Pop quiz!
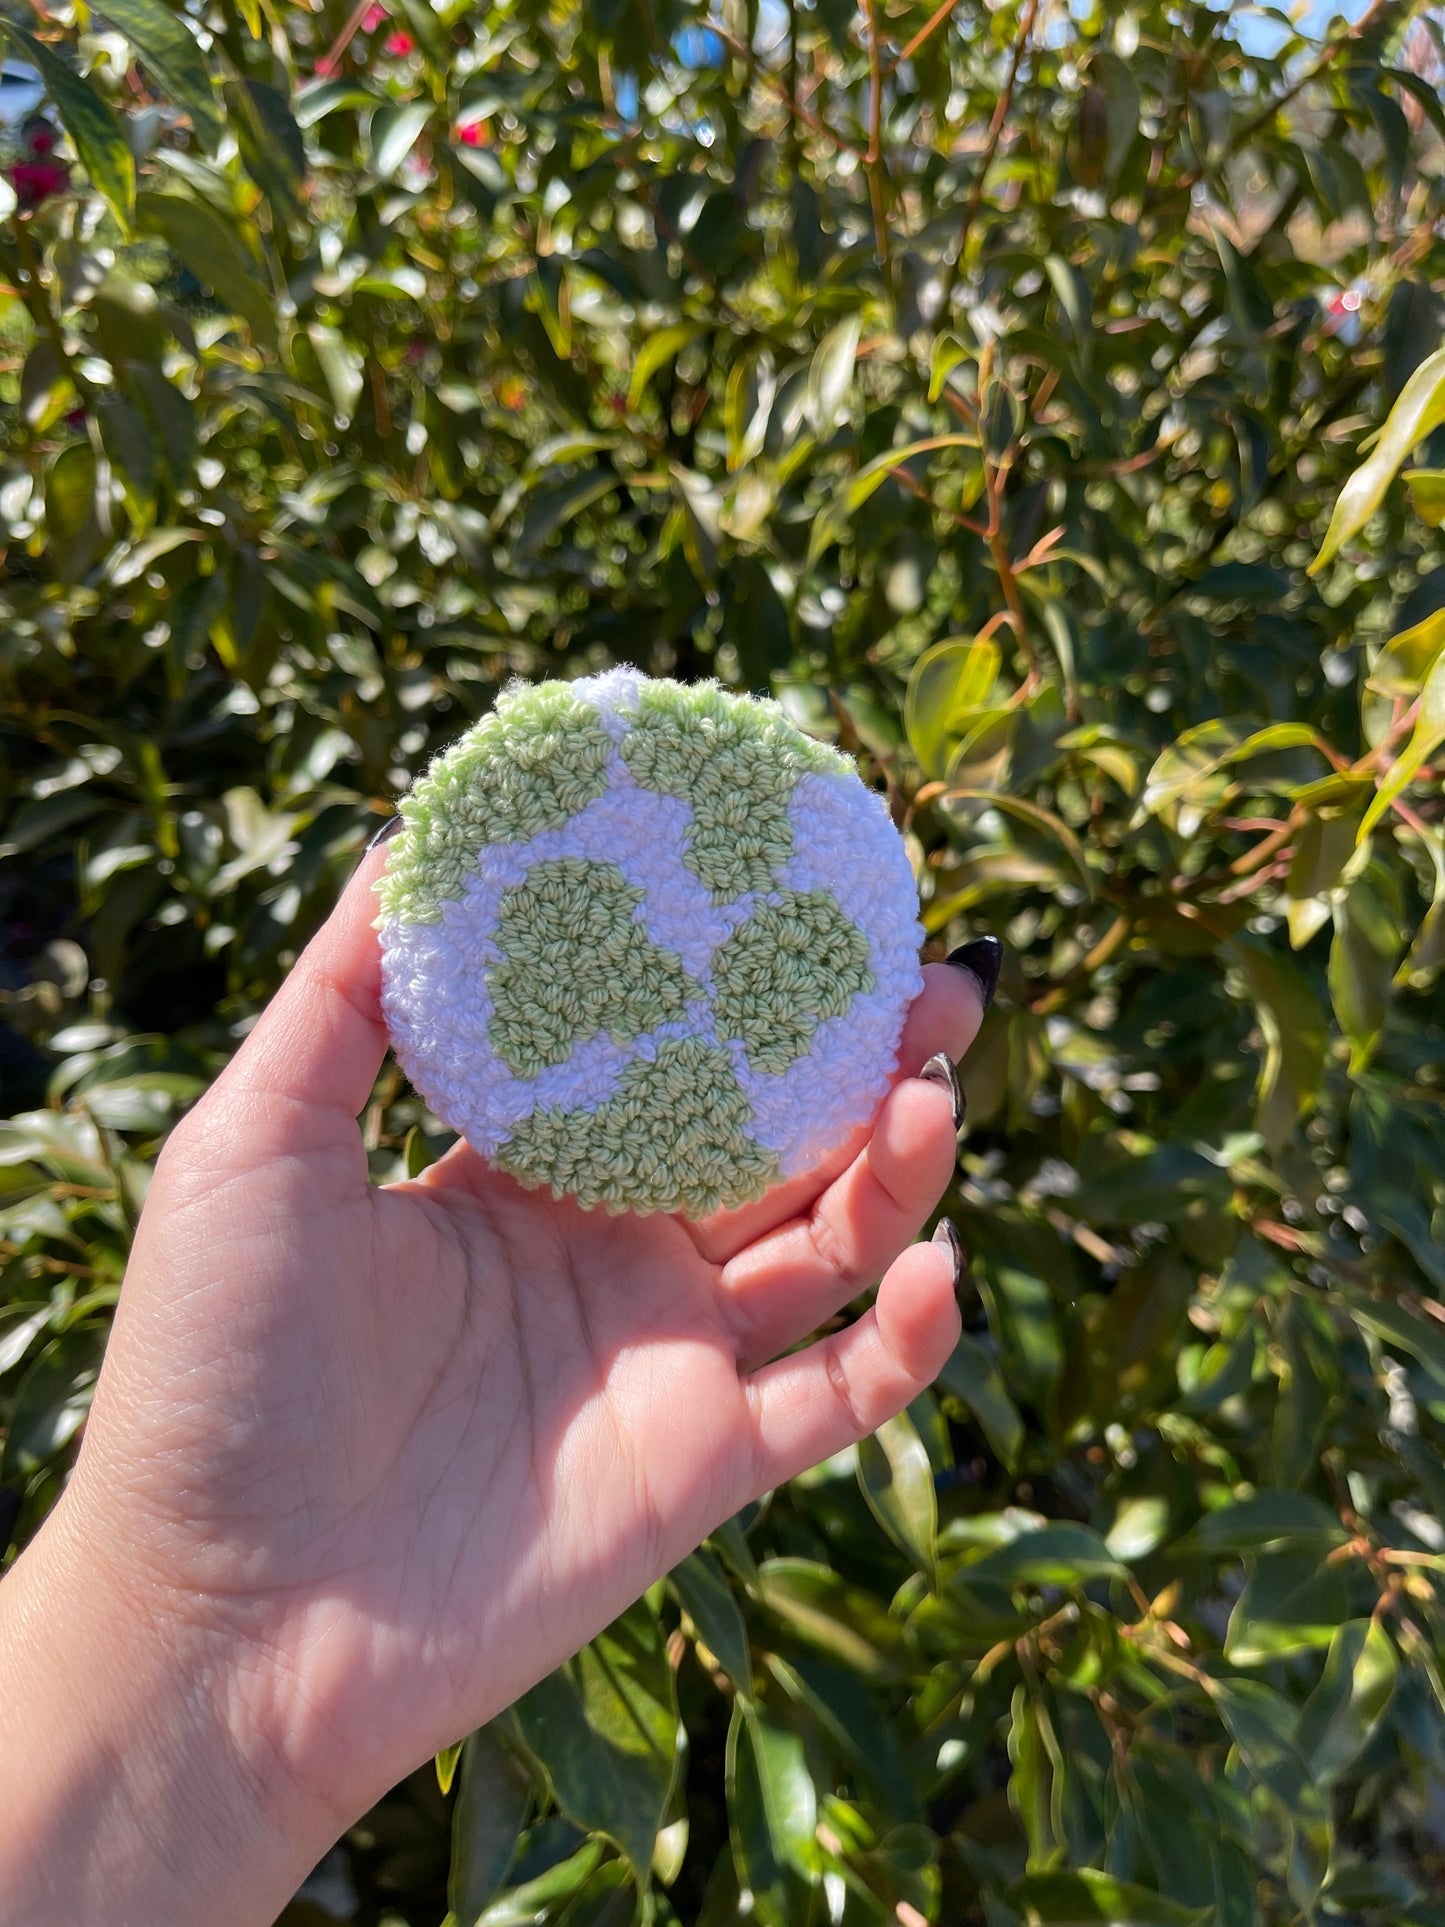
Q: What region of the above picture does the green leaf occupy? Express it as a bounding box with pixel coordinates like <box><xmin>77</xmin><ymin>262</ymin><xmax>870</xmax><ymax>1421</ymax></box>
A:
<box><xmin>1285</xmin><ymin>805</ymin><xmax>1361</xmax><ymax>948</ymax></box>
<box><xmin>928</xmin><ymin>332</ymin><xmax>970</xmax><ymax>403</ymax></box>
<box><xmin>1</xmin><ymin>21</ymin><xmax>134</xmax><ymax>227</ymax></box>
<box><xmin>978</xmin><ymin>1259</ymin><xmax>1064</xmax><ymax>1409</ymax></box>
<box><xmin>1207</xmin><ymin>1679</ymin><xmax>1328</xmax><ymax>1842</ymax></box>
<box><xmin>476</xmin><ymin>1838</ymin><xmax>606</xmax><ymax>1925</ymax></box>
<box><xmin>904</xmin><ymin>638</ymin><xmax>1001</xmax><ymax>779</ymax></box>
<box><xmin>1177</xmin><ymin>1491</ymin><xmax>1348</xmax><ymax>1557</ymax></box>
<box><xmin>1328</xmin><ymin>873</ymin><xmax>1400</xmax><ymax>1072</ymax></box>
<box><xmin>943</xmin><ymin>788</ymin><xmax>1094</xmax><ymax>897</ymax></box>
<box><xmin>671</xmin><ymin>465</ymin><xmax>722</xmax><ymax>583</ymax></box>
<box><xmin>1403</xmin><ymin>467</ymin><xmax>1445</xmax><ymax>526</ymax></box>
<box><xmin>1226</xmin><ymin>940</ymin><xmax>1328</xmax><ymax>1152</ymax></box>
<box><xmin>2</xmin><ymin>1328</ymin><xmax>105</xmax><ymax>1479</ymax></box>
<box><xmin>725</xmin><ymin>1701</ymin><xmax>817</xmax><ymax>1927</ymax></box>
<box><xmin>0</xmin><ymin>1302</ymin><xmax>54</xmax><ymax>1377</ymax></box>
<box><xmin>1348</xmin><ymin>1295</ymin><xmax>1445</xmax><ymax>1388</ymax></box>
<box><xmin>369</xmin><ymin>101</ymin><xmax>433</xmax><ymax>179</ymax></box>
<box><xmin>1362</xmin><ymin>607</ymin><xmax>1445</xmax><ymax>746</ymax></box>
<box><xmin>961</xmin><ymin>1523</ymin><xmax>1126</xmax><ymax>1589</ymax></box>
<box><xmin>136</xmin><ymin>193</ymin><xmax>277</xmax><ymax>351</ymax></box>
<box><xmin>306</xmin><ymin>323</ymin><xmax>365</xmax><ymax>427</ymax></box>
<box><xmin>857</xmin><ymin>1410</ymin><xmax>938</xmax><ymax>1579</ymax></box>
<box><xmin>627</xmin><ymin>324</ymin><xmax>702</xmax><ymax>415</ymax></box>
<box><xmin>512</xmin><ymin>1599</ymin><xmax>678</xmax><ymax>1880</ymax></box>
<box><xmin>1295</xmin><ymin>1619</ymin><xmax>1397</xmax><ymax>1784</ymax></box>
<box><xmin>44</xmin><ymin>441</ymin><xmax>105</xmax><ymax>588</ymax></box>
<box><xmin>1010</xmin><ymin>1869</ymin><xmax>1210</xmax><ymax>1924</ymax></box>
<box><xmin>293</xmin><ymin>76</ymin><xmax>381</xmax><ymax>126</ymax></box>
<box><xmin>1398</xmin><ymin>830</ymin><xmax>1445</xmax><ymax>986</ymax></box>
<box><xmin>436</xmin><ymin>1737</ymin><xmax>465</xmax><ymax>1795</ymax></box>
<box><xmin>1224</xmin><ymin>1549</ymin><xmax>1348</xmax><ymax>1664</ymax></box>
<box><xmin>755</xmin><ymin>1559</ymin><xmax>909</xmax><ymax>1681</ymax></box>
<box><xmin>1222</xmin><ymin>1748</ymin><xmax>1329</xmax><ymax>1912</ymax></box>
<box><xmin>807</xmin><ymin>435</ymin><xmax>979</xmax><ymax>562</ymax></box>
<box><xmin>937</xmin><ymin>1333</ymin><xmax>1024</xmax><ymax>1468</ymax></box>
<box><xmin>670</xmin><ymin>1549</ymin><xmax>752</xmax><ymax>1695</ymax></box>
<box><xmin>1044</xmin><ymin>254</ymin><xmax>1092</xmax><ymax>346</ymax></box>
<box><xmin>1140</xmin><ymin>720</ymin><xmax>1325</xmax><ymax>821</ymax></box>
<box><xmin>723</xmin><ymin>352</ymin><xmax>775</xmax><ymax>471</ymax></box>
<box><xmin>231</xmin><ymin>77</ymin><xmax>307</xmax><ymax>221</ymax></box>
<box><xmin>1269</xmin><ymin>1295</ymin><xmax>1334</xmax><ymax>1489</ymax></box>
<box><xmin>1008</xmin><ymin>1683</ymin><xmax>1064</xmax><ymax>1867</ymax></box>
<box><xmin>517</xmin><ymin>474</ymin><xmax>619</xmax><ymax>554</ymax></box>
<box><xmin>1312</xmin><ymin>345</ymin><xmax>1445</xmax><ymax>570</ymax></box>
<box><xmin>806</xmin><ymin>314</ymin><xmax>862</xmax><ymax>436</ymax></box>
<box><xmin>90</xmin><ymin>0</ymin><xmax>224</xmax><ymax>152</ymax></box>
<box><xmin>1359</xmin><ymin>647</ymin><xmax>1445</xmax><ymax>839</ymax></box>
<box><xmin>449</xmin><ymin>1726</ymin><xmax>534</xmax><ymax>1924</ymax></box>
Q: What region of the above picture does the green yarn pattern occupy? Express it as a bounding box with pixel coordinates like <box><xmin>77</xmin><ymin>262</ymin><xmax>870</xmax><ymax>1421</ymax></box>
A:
<box><xmin>376</xmin><ymin>683</ymin><xmax>615</xmax><ymax>925</ymax></box>
<box><xmin>620</xmin><ymin>678</ymin><xmax>849</xmax><ymax>900</ymax></box>
<box><xmin>493</xmin><ymin>1034</ymin><xmax>782</xmax><ymax>1217</ymax></box>
<box><xmin>711</xmin><ymin>888</ymin><xmax>875</xmax><ymax>1074</ymax></box>
<box><xmin>487</xmin><ymin>859</ymin><xmax>702</xmax><ymax>1076</ymax></box>
<box><xmin>377</xmin><ymin>672</ymin><xmax>908</xmax><ymax>1217</ymax></box>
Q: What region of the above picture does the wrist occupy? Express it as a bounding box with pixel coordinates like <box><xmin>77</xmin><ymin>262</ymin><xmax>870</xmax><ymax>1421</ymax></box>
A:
<box><xmin>0</xmin><ymin>1490</ymin><xmax>343</xmax><ymax>1927</ymax></box>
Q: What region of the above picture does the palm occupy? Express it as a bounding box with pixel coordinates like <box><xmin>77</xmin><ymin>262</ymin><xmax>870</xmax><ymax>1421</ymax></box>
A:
<box><xmin>73</xmin><ymin>854</ymin><xmax>982</xmax><ymax>1829</ymax></box>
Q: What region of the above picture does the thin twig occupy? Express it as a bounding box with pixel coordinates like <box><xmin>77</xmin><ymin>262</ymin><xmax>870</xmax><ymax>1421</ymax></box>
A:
<box><xmin>892</xmin><ymin>462</ymin><xmax>990</xmax><ymax>539</ymax></box>
<box><xmin>891</xmin><ymin>0</ymin><xmax>964</xmax><ymax>72</ymax></box>
<box><xmin>983</xmin><ymin>452</ymin><xmax>1039</xmax><ymax>676</ymax></box>
<box><xmin>316</xmin><ymin>0</ymin><xmax>374</xmax><ymax>76</ymax></box>
<box><xmin>861</xmin><ymin>0</ymin><xmax>896</xmax><ymax>311</ymax></box>
<box><xmin>943</xmin><ymin>0</ymin><xmax>1041</xmax><ymax>307</ymax></box>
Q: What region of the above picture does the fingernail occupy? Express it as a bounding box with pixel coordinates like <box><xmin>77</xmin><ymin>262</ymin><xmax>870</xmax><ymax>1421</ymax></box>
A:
<box><xmin>918</xmin><ymin>1050</ymin><xmax>966</xmax><ymax>1131</ymax></box>
<box><xmin>931</xmin><ymin>1216</ymin><xmax>964</xmax><ymax>1294</ymax></box>
<box><xmin>365</xmin><ymin>814</ymin><xmax>403</xmax><ymax>854</ymax></box>
<box><xmin>944</xmin><ymin>935</ymin><xmax>1003</xmax><ymax>1011</ymax></box>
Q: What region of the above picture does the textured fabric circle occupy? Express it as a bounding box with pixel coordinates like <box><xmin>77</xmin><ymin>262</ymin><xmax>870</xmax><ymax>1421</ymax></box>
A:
<box><xmin>375</xmin><ymin>670</ymin><xmax>924</xmax><ymax>1218</ymax></box>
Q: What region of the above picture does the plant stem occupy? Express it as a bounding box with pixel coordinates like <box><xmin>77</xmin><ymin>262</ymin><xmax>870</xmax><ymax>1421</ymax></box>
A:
<box><xmin>891</xmin><ymin>0</ymin><xmax>963</xmax><ymax>72</ymax></box>
<box><xmin>860</xmin><ymin>0</ymin><xmax>896</xmax><ymax>316</ymax></box>
<box><xmin>942</xmin><ymin>0</ymin><xmax>1041</xmax><ymax>312</ymax></box>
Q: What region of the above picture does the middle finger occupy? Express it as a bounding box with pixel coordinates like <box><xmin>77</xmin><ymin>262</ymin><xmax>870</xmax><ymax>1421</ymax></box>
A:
<box><xmin>685</xmin><ymin>957</ymin><xmax>985</xmax><ymax>1266</ymax></box>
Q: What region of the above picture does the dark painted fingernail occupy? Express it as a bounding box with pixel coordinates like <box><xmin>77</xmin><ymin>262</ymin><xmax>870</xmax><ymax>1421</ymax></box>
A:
<box><xmin>931</xmin><ymin>1216</ymin><xmax>964</xmax><ymax>1294</ymax></box>
<box><xmin>945</xmin><ymin>935</ymin><xmax>1003</xmax><ymax>1011</ymax></box>
<box><xmin>919</xmin><ymin>1050</ymin><xmax>966</xmax><ymax>1131</ymax></box>
<box><xmin>365</xmin><ymin>814</ymin><xmax>403</xmax><ymax>854</ymax></box>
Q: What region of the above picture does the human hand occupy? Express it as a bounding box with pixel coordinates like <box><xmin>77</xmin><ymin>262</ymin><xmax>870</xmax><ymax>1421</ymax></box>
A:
<box><xmin>0</xmin><ymin>845</ymin><xmax>989</xmax><ymax>1925</ymax></box>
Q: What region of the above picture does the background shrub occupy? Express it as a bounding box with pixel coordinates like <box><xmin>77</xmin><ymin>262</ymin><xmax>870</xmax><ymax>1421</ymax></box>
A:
<box><xmin>4</xmin><ymin>0</ymin><xmax>1445</xmax><ymax>1919</ymax></box>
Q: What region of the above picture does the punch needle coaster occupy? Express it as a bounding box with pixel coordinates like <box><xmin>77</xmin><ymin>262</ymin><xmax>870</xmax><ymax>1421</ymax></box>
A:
<box><xmin>376</xmin><ymin>671</ymin><xmax>924</xmax><ymax>1218</ymax></box>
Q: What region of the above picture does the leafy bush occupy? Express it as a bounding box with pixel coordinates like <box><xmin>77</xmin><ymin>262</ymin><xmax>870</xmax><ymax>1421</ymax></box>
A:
<box><xmin>4</xmin><ymin>0</ymin><xmax>1445</xmax><ymax>1919</ymax></box>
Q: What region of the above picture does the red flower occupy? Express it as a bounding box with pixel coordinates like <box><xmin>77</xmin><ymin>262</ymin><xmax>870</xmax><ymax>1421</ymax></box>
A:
<box><xmin>384</xmin><ymin>29</ymin><xmax>413</xmax><ymax>54</ymax></box>
<box><xmin>455</xmin><ymin>119</ymin><xmax>488</xmax><ymax>146</ymax></box>
<box><xmin>362</xmin><ymin>3</ymin><xmax>387</xmax><ymax>27</ymax></box>
<box><xmin>9</xmin><ymin>160</ymin><xmax>69</xmax><ymax>209</ymax></box>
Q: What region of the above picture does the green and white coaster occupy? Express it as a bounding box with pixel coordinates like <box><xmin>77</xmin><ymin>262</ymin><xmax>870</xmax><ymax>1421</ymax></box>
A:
<box><xmin>376</xmin><ymin>671</ymin><xmax>923</xmax><ymax>1217</ymax></box>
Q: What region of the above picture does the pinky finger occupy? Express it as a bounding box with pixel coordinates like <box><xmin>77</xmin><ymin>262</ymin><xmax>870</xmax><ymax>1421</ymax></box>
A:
<box><xmin>740</xmin><ymin>1230</ymin><xmax>962</xmax><ymax>1493</ymax></box>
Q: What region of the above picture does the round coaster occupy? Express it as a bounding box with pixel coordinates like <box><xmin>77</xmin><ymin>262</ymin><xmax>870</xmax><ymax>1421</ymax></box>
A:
<box><xmin>375</xmin><ymin>670</ymin><xmax>923</xmax><ymax>1217</ymax></box>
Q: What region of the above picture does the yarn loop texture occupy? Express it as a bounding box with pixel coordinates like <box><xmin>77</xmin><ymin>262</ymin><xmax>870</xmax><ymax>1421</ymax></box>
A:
<box><xmin>376</xmin><ymin>670</ymin><xmax>924</xmax><ymax>1217</ymax></box>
